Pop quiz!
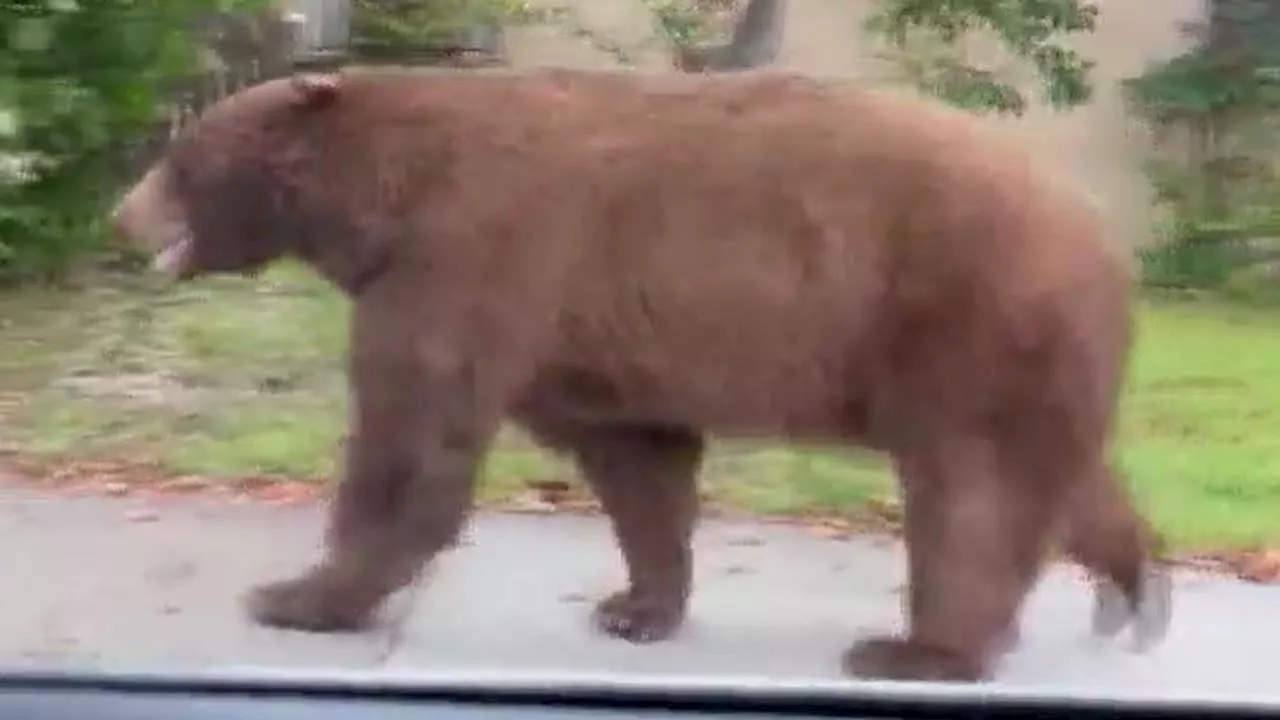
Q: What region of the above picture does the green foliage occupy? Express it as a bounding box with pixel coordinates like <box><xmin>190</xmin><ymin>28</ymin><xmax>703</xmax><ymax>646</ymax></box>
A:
<box><xmin>644</xmin><ymin>0</ymin><xmax>731</xmax><ymax>47</ymax></box>
<box><xmin>0</xmin><ymin>0</ymin><xmax>264</xmax><ymax>285</ymax></box>
<box><xmin>866</xmin><ymin>0</ymin><xmax>1098</xmax><ymax>115</ymax></box>
<box><xmin>350</xmin><ymin>0</ymin><xmax>533</xmax><ymax>56</ymax></box>
<box><xmin>1124</xmin><ymin>1</ymin><xmax>1280</xmax><ymax>291</ymax></box>
<box><xmin>642</xmin><ymin>0</ymin><xmax>1095</xmax><ymax>110</ymax></box>
<box><xmin>1137</xmin><ymin>226</ymin><xmax>1257</xmax><ymax>290</ymax></box>
<box><xmin>1125</xmin><ymin>47</ymin><xmax>1280</xmax><ymax>125</ymax></box>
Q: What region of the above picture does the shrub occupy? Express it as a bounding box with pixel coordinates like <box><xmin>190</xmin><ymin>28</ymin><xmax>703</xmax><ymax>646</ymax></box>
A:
<box><xmin>0</xmin><ymin>0</ymin><xmax>264</xmax><ymax>284</ymax></box>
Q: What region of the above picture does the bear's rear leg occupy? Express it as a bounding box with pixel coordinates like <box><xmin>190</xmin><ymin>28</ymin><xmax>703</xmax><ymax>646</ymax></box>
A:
<box><xmin>533</xmin><ymin>422</ymin><xmax>703</xmax><ymax>644</ymax></box>
<box><xmin>844</xmin><ymin>435</ymin><xmax>1055</xmax><ymax>682</ymax></box>
<box><xmin>1062</xmin><ymin>466</ymin><xmax>1172</xmax><ymax>651</ymax></box>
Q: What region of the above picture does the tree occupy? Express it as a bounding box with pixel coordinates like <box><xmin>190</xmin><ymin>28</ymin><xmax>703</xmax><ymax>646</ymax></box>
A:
<box><xmin>349</xmin><ymin>0</ymin><xmax>522</xmax><ymax>63</ymax></box>
<box><xmin>0</xmin><ymin>0</ymin><xmax>265</xmax><ymax>284</ymax></box>
<box><xmin>866</xmin><ymin>0</ymin><xmax>1099</xmax><ymax>115</ymax></box>
<box><xmin>649</xmin><ymin>0</ymin><xmax>1097</xmax><ymax>113</ymax></box>
<box><xmin>1123</xmin><ymin>0</ymin><xmax>1280</xmax><ymax>290</ymax></box>
<box><xmin>663</xmin><ymin>0</ymin><xmax>786</xmax><ymax>72</ymax></box>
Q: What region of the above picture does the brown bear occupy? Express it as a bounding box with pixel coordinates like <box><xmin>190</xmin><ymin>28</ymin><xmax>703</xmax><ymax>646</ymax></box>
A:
<box><xmin>110</xmin><ymin>67</ymin><xmax>1172</xmax><ymax>682</ymax></box>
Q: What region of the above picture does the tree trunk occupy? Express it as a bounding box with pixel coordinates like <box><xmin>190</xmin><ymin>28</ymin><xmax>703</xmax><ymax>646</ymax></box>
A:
<box><xmin>673</xmin><ymin>0</ymin><xmax>786</xmax><ymax>72</ymax></box>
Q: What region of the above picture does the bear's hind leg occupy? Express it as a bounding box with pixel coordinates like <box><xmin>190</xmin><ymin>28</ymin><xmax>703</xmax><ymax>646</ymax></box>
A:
<box><xmin>844</xmin><ymin>433</ymin><xmax>1056</xmax><ymax>682</ymax></box>
<box><xmin>524</xmin><ymin>419</ymin><xmax>704</xmax><ymax>644</ymax></box>
<box><xmin>1061</xmin><ymin>464</ymin><xmax>1173</xmax><ymax>651</ymax></box>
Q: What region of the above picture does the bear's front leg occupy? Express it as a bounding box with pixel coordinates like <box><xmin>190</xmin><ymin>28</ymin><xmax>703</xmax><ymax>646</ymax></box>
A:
<box><xmin>246</xmin><ymin>291</ymin><xmax>501</xmax><ymax>633</ymax></box>
<box><xmin>244</xmin><ymin>418</ymin><xmax>485</xmax><ymax>632</ymax></box>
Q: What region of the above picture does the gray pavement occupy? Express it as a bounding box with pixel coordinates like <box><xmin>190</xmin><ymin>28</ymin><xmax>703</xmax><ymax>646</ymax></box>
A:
<box><xmin>1</xmin><ymin>484</ymin><xmax>1277</xmax><ymax>696</ymax></box>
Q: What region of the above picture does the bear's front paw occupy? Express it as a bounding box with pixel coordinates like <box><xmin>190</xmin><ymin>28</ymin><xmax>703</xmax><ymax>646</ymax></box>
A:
<box><xmin>592</xmin><ymin>590</ymin><xmax>686</xmax><ymax>644</ymax></box>
<box><xmin>842</xmin><ymin>635</ymin><xmax>990</xmax><ymax>682</ymax></box>
<box><xmin>244</xmin><ymin>567</ymin><xmax>377</xmax><ymax>633</ymax></box>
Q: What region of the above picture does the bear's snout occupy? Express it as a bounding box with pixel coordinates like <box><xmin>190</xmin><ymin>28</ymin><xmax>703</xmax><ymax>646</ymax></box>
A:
<box><xmin>108</xmin><ymin>168</ymin><xmax>197</xmax><ymax>277</ymax></box>
<box><xmin>108</xmin><ymin>192</ymin><xmax>161</xmax><ymax>254</ymax></box>
<box><xmin>108</xmin><ymin>175</ymin><xmax>157</xmax><ymax>251</ymax></box>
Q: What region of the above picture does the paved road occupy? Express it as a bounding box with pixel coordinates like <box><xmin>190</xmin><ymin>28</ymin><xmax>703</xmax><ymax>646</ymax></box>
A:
<box><xmin>1</xmin><ymin>485</ymin><xmax>1277</xmax><ymax>696</ymax></box>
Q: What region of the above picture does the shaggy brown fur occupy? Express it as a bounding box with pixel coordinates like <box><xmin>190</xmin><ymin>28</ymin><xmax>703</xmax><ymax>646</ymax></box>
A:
<box><xmin>110</xmin><ymin>68</ymin><xmax>1172</xmax><ymax>682</ymax></box>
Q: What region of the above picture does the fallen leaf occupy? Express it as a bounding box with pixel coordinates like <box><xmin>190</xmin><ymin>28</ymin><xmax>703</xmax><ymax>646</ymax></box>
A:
<box><xmin>522</xmin><ymin>477</ymin><xmax>577</xmax><ymax>506</ymax></box>
<box><xmin>808</xmin><ymin>517</ymin><xmax>854</xmax><ymax>540</ymax></box>
<box><xmin>506</xmin><ymin>490</ymin><xmax>558</xmax><ymax>514</ymax></box>
<box><xmin>156</xmin><ymin>475</ymin><xmax>213</xmax><ymax>493</ymax></box>
<box><xmin>102</xmin><ymin>481</ymin><xmax>130</xmax><ymax>496</ymax></box>
<box><xmin>252</xmin><ymin>482</ymin><xmax>321</xmax><ymax>506</ymax></box>
<box><xmin>556</xmin><ymin>498</ymin><xmax>600</xmax><ymax>514</ymax></box>
<box><xmin>231</xmin><ymin>474</ymin><xmax>290</xmax><ymax>493</ymax></box>
<box><xmin>1238</xmin><ymin>550</ymin><xmax>1280</xmax><ymax>584</ymax></box>
<box><xmin>865</xmin><ymin>497</ymin><xmax>904</xmax><ymax>524</ymax></box>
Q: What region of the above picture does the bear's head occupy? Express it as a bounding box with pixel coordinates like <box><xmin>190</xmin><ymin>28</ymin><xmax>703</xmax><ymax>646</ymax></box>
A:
<box><xmin>110</xmin><ymin>73</ymin><xmax>342</xmax><ymax>281</ymax></box>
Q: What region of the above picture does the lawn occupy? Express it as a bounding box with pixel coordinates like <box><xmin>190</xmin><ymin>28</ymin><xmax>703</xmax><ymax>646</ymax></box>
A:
<box><xmin>1</xmin><ymin>264</ymin><xmax>1278</xmax><ymax>552</ymax></box>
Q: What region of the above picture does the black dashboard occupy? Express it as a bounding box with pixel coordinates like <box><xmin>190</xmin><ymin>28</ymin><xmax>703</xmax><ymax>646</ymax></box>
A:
<box><xmin>2</xmin><ymin>669</ymin><xmax>1279</xmax><ymax>720</ymax></box>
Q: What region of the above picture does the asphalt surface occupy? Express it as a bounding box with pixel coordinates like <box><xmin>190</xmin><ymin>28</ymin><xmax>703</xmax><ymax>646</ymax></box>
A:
<box><xmin>1</xmin><ymin>484</ymin><xmax>1277</xmax><ymax>696</ymax></box>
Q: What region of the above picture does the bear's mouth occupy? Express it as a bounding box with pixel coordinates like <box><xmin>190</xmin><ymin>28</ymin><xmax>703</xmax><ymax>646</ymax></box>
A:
<box><xmin>153</xmin><ymin>233</ymin><xmax>194</xmax><ymax>277</ymax></box>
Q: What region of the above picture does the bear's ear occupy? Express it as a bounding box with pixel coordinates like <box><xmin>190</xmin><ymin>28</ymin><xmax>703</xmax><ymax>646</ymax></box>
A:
<box><xmin>289</xmin><ymin>72</ymin><xmax>341</xmax><ymax>108</ymax></box>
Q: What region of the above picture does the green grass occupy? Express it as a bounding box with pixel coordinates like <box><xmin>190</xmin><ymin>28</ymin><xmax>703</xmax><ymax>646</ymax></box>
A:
<box><xmin>1119</xmin><ymin>294</ymin><xmax>1280</xmax><ymax>549</ymax></box>
<box><xmin>2</xmin><ymin>266</ymin><xmax>1279</xmax><ymax>551</ymax></box>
